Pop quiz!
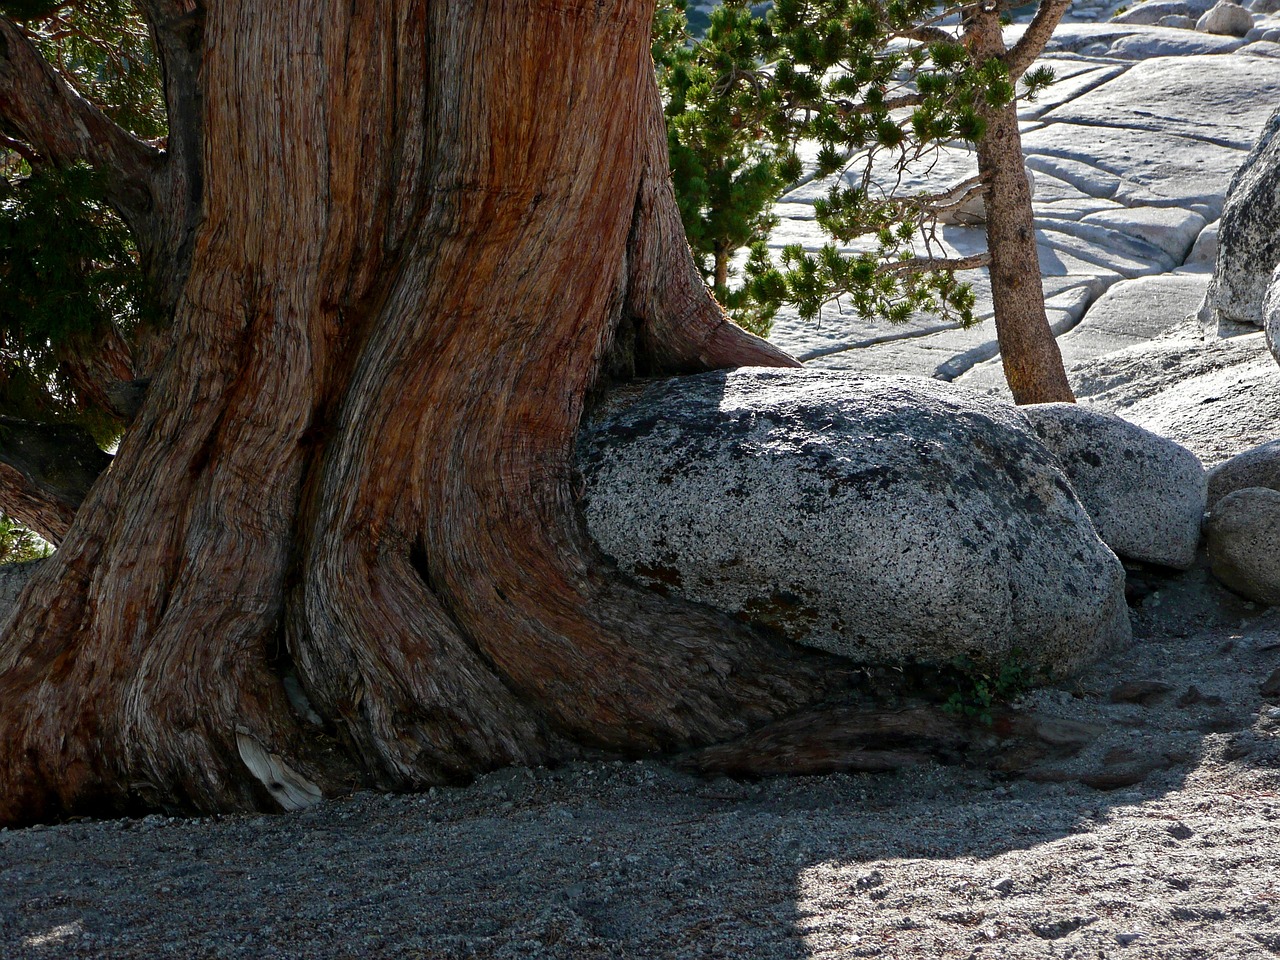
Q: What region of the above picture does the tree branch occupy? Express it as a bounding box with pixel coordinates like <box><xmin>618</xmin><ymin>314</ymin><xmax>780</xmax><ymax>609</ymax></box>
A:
<box><xmin>131</xmin><ymin>0</ymin><xmax>205</xmax><ymax>319</ymax></box>
<box><xmin>1002</xmin><ymin>0</ymin><xmax>1071</xmax><ymax>79</ymax></box>
<box><xmin>56</xmin><ymin>324</ymin><xmax>142</xmax><ymax>422</ymax></box>
<box><xmin>896</xmin><ymin>25</ymin><xmax>956</xmax><ymax>44</ymax></box>
<box><xmin>0</xmin><ymin>14</ymin><xmax>160</xmax><ymax>228</ymax></box>
<box><xmin>0</xmin><ymin>417</ymin><xmax>111</xmax><ymax>545</ymax></box>
<box><xmin>880</xmin><ymin>252</ymin><xmax>991</xmax><ymax>275</ymax></box>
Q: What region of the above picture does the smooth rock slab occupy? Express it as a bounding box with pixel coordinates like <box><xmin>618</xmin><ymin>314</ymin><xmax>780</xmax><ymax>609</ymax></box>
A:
<box><xmin>1056</xmin><ymin>272</ymin><xmax>1211</xmax><ymax>369</ymax></box>
<box><xmin>1037</xmin><ymin>56</ymin><xmax>1280</xmax><ymax>150</ymax></box>
<box><xmin>578</xmin><ymin>370</ymin><xmax>1130</xmax><ymax>675</ymax></box>
<box><xmin>1073</xmin><ymin>333</ymin><xmax>1280</xmax><ymax>466</ymax></box>
<box><xmin>1021</xmin><ymin>123</ymin><xmax>1251</xmax><ymax>220</ymax></box>
<box><xmin>1206</xmin><ymin>487</ymin><xmax>1280</xmax><ymax>604</ymax></box>
<box><xmin>1021</xmin><ymin>404</ymin><xmax>1206</xmax><ymax>569</ymax></box>
<box><xmin>1207</xmin><ymin>438</ymin><xmax>1280</xmax><ymax>508</ymax></box>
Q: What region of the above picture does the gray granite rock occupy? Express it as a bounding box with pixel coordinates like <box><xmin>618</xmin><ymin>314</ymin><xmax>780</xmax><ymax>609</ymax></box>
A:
<box><xmin>1266</xmin><ymin>263</ymin><xmax>1280</xmax><ymax>365</ymax></box>
<box><xmin>1035</xmin><ymin>56</ymin><xmax>1280</xmax><ymax>150</ymax></box>
<box><xmin>1186</xmin><ymin>221</ymin><xmax>1219</xmax><ymax>267</ymax></box>
<box><xmin>1116</xmin><ymin>0</ymin><xmax>1192</xmax><ymax>21</ymax></box>
<box><xmin>578</xmin><ymin>370</ymin><xmax>1130</xmax><ymax>675</ymax></box>
<box><xmin>1253</xmin><ymin>0</ymin><xmax>1280</xmax><ymax>13</ymax></box>
<box><xmin>1113</xmin><ymin>0</ymin><xmax>1193</xmax><ymax>24</ymax></box>
<box><xmin>1240</xmin><ymin>37</ymin><xmax>1280</xmax><ymax>52</ymax></box>
<box><xmin>1207</xmin><ymin>438</ymin><xmax>1280</xmax><ymax>508</ymax></box>
<box><xmin>1055</xmin><ymin>272</ymin><xmax>1211</xmax><ymax>369</ymax></box>
<box><xmin>1079</xmin><ymin>206</ymin><xmax>1206</xmax><ymax>262</ymax></box>
<box><xmin>1198</xmin><ymin>0</ymin><xmax>1256</xmax><ymax>34</ymax></box>
<box><xmin>1206</xmin><ymin>486</ymin><xmax>1280</xmax><ymax>604</ymax></box>
<box><xmin>1108</xmin><ymin>28</ymin><xmax>1246</xmax><ymax>55</ymax></box>
<box><xmin>1045</xmin><ymin>22</ymin><xmax>1245</xmax><ymax>56</ymax></box>
<box><xmin>1201</xmin><ymin>106</ymin><xmax>1280</xmax><ymax>328</ymax></box>
<box><xmin>1159</xmin><ymin>13</ymin><xmax>1200</xmax><ymax>24</ymax></box>
<box><xmin>1073</xmin><ymin>331</ymin><xmax>1280</xmax><ymax>467</ymax></box>
<box><xmin>1021</xmin><ymin>403</ymin><xmax>1206</xmax><ymax>568</ymax></box>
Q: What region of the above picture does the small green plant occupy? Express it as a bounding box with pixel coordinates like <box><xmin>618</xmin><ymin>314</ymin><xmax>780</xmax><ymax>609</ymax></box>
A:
<box><xmin>653</xmin><ymin>0</ymin><xmax>1058</xmax><ymax>342</ymax></box>
<box><xmin>0</xmin><ymin>515</ymin><xmax>52</xmax><ymax>564</ymax></box>
<box><xmin>941</xmin><ymin>651</ymin><xmax>1032</xmax><ymax>726</ymax></box>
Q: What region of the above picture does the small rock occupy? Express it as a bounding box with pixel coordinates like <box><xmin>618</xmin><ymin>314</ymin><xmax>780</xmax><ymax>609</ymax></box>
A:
<box><xmin>1109</xmin><ymin>680</ymin><xmax>1175</xmax><ymax>705</ymax></box>
<box><xmin>1266</xmin><ymin>706</ymin><xmax>1280</xmax><ymax>719</ymax></box>
<box><xmin>1197</xmin><ymin>0</ymin><xmax>1255</xmax><ymax>34</ymax></box>
<box><xmin>1260</xmin><ymin>667</ymin><xmax>1280</xmax><ymax>699</ymax></box>
<box><xmin>1103</xmin><ymin>746</ymin><xmax>1142</xmax><ymax>765</ymax></box>
<box><xmin>1206</xmin><ymin>487</ymin><xmax>1280</xmax><ymax>606</ymax></box>
<box><xmin>991</xmin><ymin>876</ymin><xmax>1015</xmax><ymax>895</ymax></box>
<box><xmin>1207</xmin><ymin>439</ymin><xmax>1280</xmax><ymax>510</ymax></box>
<box><xmin>855</xmin><ymin>870</ymin><xmax>885</xmax><ymax>889</ymax></box>
<box><xmin>1116</xmin><ymin>931</ymin><xmax>1144</xmax><ymax>946</ymax></box>
<box><xmin>1159</xmin><ymin>12</ymin><xmax>1201</xmax><ymax>23</ymax></box>
<box><xmin>1178</xmin><ymin>685</ymin><xmax>1225</xmax><ymax>707</ymax></box>
<box><xmin>1022</xmin><ymin>404</ymin><xmax>1206</xmax><ymax>569</ymax></box>
<box><xmin>1167</xmin><ymin>822</ymin><xmax>1195</xmax><ymax>839</ymax></box>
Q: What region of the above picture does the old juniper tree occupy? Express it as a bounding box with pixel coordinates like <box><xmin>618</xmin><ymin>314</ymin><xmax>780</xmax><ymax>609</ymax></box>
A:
<box><xmin>0</xmin><ymin>0</ymin><xmax>862</xmax><ymax>826</ymax></box>
<box><xmin>0</xmin><ymin>0</ymin><xmax>1080</xmax><ymax>826</ymax></box>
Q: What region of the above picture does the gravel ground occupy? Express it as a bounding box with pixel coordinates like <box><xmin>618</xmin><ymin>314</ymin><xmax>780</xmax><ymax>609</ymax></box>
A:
<box><xmin>3</xmin><ymin>554</ymin><xmax>1280</xmax><ymax>959</ymax></box>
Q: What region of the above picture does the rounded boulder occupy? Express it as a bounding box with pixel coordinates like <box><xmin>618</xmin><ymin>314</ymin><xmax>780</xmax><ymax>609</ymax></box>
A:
<box><xmin>577</xmin><ymin>370</ymin><xmax>1130</xmax><ymax>677</ymax></box>
<box><xmin>1206</xmin><ymin>486</ymin><xmax>1280</xmax><ymax>605</ymax></box>
<box><xmin>1021</xmin><ymin>403</ymin><xmax>1206</xmax><ymax>569</ymax></box>
<box><xmin>1206</xmin><ymin>438</ymin><xmax>1280</xmax><ymax>509</ymax></box>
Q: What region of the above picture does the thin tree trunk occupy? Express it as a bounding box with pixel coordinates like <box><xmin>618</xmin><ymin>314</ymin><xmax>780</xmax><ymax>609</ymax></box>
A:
<box><xmin>0</xmin><ymin>0</ymin><xmax>838</xmax><ymax>825</ymax></box>
<box><xmin>967</xmin><ymin>4</ymin><xmax>1074</xmax><ymax>405</ymax></box>
<box><xmin>714</xmin><ymin>248</ymin><xmax>729</xmax><ymax>290</ymax></box>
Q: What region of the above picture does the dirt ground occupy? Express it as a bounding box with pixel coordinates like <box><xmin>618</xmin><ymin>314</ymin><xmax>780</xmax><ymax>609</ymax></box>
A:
<box><xmin>2</xmin><ymin>537</ymin><xmax>1279</xmax><ymax>960</ymax></box>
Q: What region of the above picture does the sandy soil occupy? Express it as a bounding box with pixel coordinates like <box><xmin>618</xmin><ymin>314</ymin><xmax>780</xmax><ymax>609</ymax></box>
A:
<box><xmin>3</xmin><ymin>539</ymin><xmax>1280</xmax><ymax>960</ymax></box>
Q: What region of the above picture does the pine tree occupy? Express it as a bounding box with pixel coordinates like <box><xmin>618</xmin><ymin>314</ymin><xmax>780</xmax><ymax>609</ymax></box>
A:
<box><xmin>656</xmin><ymin>0</ymin><xmax>1075</xmax><ymax>403</ymax></box>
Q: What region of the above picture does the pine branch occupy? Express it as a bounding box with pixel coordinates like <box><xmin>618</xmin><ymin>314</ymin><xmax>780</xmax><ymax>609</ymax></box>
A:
<box><xmin>1003</xmin><ymin>0</ymin><xmax>1071</xmax><ymax>79</ymax></box>
<box><xmin>879</xmin><ymin>252</ymin><xmax>991</xmax><ymax>276</ymax></box>
<box><xmin>896</xmin><ymin>24</ymin><xmax>956</xmax><ymax>44</ymax></box>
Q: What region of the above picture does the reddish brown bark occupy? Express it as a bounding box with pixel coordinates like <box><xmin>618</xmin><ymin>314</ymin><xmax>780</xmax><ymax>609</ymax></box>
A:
<box><xmin>0</xmin><ymin>1</ymin><xmax>838</xmax><ymax>826</ymax></box>
<box><xmin>967</xmin><ymin>2</ymin><xmax>1075</xmax><ymax>405</ymax></box>
<box><xmin>0</xmin><ymin>418</ymin><xmax>112</xmax><ymax>544</ymax></box>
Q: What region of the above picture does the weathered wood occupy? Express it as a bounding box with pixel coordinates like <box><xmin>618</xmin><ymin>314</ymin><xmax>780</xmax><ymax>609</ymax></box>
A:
<box><xmin>0</xmin><ymin>418</ymin><xmax>112</xmax><ymax>544</ymax></box>
<box><xmin>0</xmin><ymin>0</ymin><xmax>843</xmax><ymax>826</ymax></box>
<box><xmin>679</xmin><ymin>702</ymin><xmax>1105</xmax><ymax>779</ymax></box>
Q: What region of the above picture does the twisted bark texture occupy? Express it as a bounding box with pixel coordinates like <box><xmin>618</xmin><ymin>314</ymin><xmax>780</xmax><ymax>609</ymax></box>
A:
<box><xmin>0</xmin><ymin>1</ymin><xmax>840</xmax><ymax>826</ymax></box>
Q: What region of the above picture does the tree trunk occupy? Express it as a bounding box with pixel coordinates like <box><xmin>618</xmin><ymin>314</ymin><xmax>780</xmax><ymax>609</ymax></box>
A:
<box><xmin>0</xmin><ymin>1</ymin><xmax>841</xmax><ymax>826</ymax></box>
<box><xmin>967</xmin><ymin>4</ymin><xmax>1075</xmax><ymax>406</ymax></box>
<box><xmin>714</xmin><ymin>247</ymin><xmax>730</xmax><ymax>290</ymax></box>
